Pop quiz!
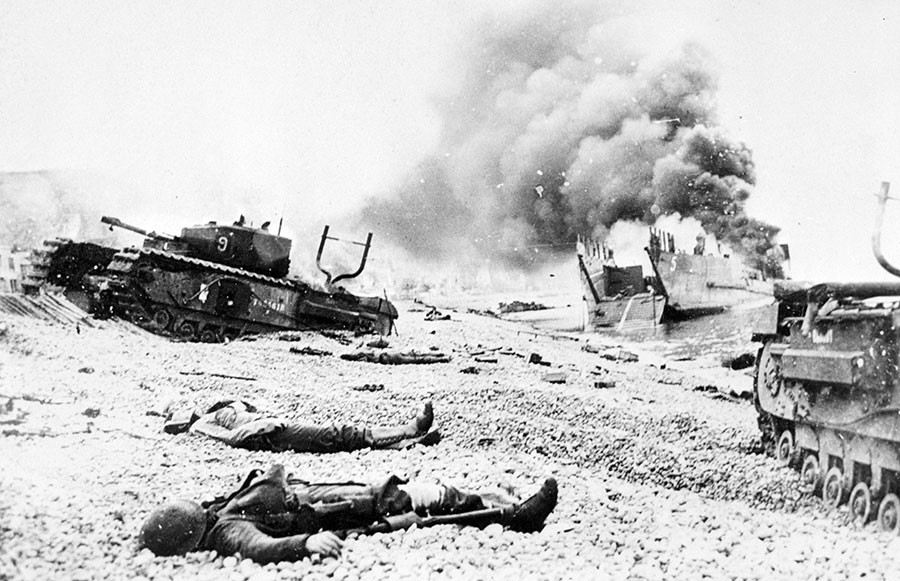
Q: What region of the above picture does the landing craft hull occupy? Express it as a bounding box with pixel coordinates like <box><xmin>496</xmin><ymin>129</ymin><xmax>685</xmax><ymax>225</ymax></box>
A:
<box><xmin>583</xmin><ymin>289</ymin><xmax>666</xmax><ymax>332</ymax></box>
<box><xmin>577</xmin><ymin>239</ymin><xmax>666</xmax><ymax>332</ymax></box>
<box><xmin>653</xmin><ymin>250</ymin><xmax>775</xmax><ymax>317</ymax></box>
<box><xmin>578</xmin><ymin>231</ymin><xmax>780</xmax><ymax>331</ymax></box>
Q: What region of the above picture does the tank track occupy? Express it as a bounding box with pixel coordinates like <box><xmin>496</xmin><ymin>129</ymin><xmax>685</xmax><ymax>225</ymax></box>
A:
<box><xmin>21</xmin><ymin>238</ymin><xmax>74</xmax><ymax>293</ymax></box>
<box><xmin>755</xmin><ymin>340</ymin><xmax>900</xmax><ymax>533</ymax></box>
<box><xmin>21</xmin><ymin>239</ymin><xmax>120</xmax><ymax>315</ymax></box>
<box><xmin>102</xmin><ymin>247</ymin><xmax>394</xmax><ymax>342</ymax></box>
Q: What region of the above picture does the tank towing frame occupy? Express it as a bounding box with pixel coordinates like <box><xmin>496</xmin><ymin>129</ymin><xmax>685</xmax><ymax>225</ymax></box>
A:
<box><xmin>315</xmin><ymin>225</ymin><xmax>374</xmax><ymax>287</ymax></box>
<box><xmin>873</xmin><ymin>181</ymin><xmax>900</xmax><ymax>277</ymax></box>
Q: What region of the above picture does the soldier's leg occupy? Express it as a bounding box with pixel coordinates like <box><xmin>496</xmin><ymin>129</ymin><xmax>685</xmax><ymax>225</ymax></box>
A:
<box><xmin>268</xmin><ymin>403</ymin><xmax>435</xmax><ymax>452</ymax></box>
<box><xmin>293</xmin><ymin>476</ymin><xmax>558</xmax><ymax>533</ymax></box>
<box><xmin>398</xmin><ymin>483</ymin><xmax>489</xmax><ymax>515</ymax></box>
<box><xmin>268</xmin><ymin>423</ymin><xmax>371</xmax><ymax>453</ymax></box>
<box><xmin>293</xmin><ymin>476</ymin><xmax>413</xmax><ymax>529</ymax></box>
<box><xmin>399</xmin><ymin>479</ymin><xmax>559</xmax><ymax>532</ymax></box>
<box><xmin>299</xmin><ymin>478</ymin><xmax>508</xmax><ymax>521</ymax></box>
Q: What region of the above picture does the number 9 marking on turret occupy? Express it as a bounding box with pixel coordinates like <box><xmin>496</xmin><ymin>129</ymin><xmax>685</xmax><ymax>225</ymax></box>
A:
<box><xmin>217</xmin><ymin>236</ymin><xmax>228</xmax><ymax>252</ymax></box>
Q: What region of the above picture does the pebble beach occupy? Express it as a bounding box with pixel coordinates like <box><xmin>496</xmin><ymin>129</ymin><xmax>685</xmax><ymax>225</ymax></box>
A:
<box><xmin>1</xmin><ymin>298</ymin><xmax>898</xmax><ymax>581</ymax></box>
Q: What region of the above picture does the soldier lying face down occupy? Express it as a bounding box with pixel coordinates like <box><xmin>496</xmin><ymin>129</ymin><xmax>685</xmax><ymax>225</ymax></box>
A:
<box><xmin>139</xmin><ymin>464</ymin><xmax>558</xmax><ymax>563</ymax></box>
<box><xmin>165</xmin><ymin>400</ymin><xmax>439</xmax><ymax>452</ymax></box>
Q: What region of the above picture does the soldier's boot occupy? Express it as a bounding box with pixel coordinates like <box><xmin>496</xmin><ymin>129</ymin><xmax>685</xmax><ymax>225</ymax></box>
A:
<box><xmin>500</xmin><ymin>478</ymin><xmax>558</xmax><ymax>533</ymax></box>
<box><xmin>369</xmin><ymin>402</ymin><xmax>436</xmax><ymax>450</ymax></box>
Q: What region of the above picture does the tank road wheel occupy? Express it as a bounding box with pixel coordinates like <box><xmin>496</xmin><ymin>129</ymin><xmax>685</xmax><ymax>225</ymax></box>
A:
<box><xmin>199</xmin><ymin>328</ymin><xmax>221</xmax><ymax>344</ymax></box>
<box><xmin>848</xmin><ymin>482</ymin><xmax>873</xmax><ymax>527</ymax></box>
<box><xmin>800</xmin><ymin>455</ymin><xmax>823</xmax><ymax>495</ymax></box>
<box><xmin>822</xmin><ymin>467</ymin><xmax>848</xmax><ymax>509</ymax></box>
<box><xmin>177</xmin><ymin>321</ymin><xmax>197</xmax><ymax>341</ymax></box>
<box><xmin>757</xmin><ymin>414</ymin><xmax>777</xmax><ymax>458</ymax></box>
<box><xmin>775</xmin><ymin>431</ymin><xmax>795</xmax><ymax>467</ymax></box>
<box><xmin>878</xmin><ymin>494</ymin><xmax>900</xmax><ymax>534</ymax></box>
<box><xmin>129</xmin><ymin>310</ymin><xmax>148</xmax><ymax>325</ymax></box>
<box><xmin>759</xmin><ymin>345</ymin><xmax>783</xmax><ymax>397</ymax></box>
<box><xmin>153</xmin><ymin>309</ymin><xmax>173</xmax><ymax>331</ymax></box>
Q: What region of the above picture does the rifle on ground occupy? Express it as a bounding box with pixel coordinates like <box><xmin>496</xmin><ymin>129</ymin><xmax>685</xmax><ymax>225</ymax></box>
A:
<box><xmin>336</xmin><ymin>506</ymin><xmax>512</xmax><ymax>538</ymax></box>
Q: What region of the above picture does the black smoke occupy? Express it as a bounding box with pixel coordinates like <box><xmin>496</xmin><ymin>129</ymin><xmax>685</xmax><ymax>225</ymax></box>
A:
<box><xmin>359</xmin><ymin>2</ymin><xmax>779</xmax><ymax>269</ymax></box>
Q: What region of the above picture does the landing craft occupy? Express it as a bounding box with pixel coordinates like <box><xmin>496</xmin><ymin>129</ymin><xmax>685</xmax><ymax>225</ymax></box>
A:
<box><xmin>576</xmin><ymin>236</ymin><xmax>665</xmax><ymax>332</ymax></box>
<box><xmin>577</xmin><ymin>229</ymin><xmax>784</xmax><ymax>331</ymax></box>
<box><xmin>753</xmin><ymin>182</ymin><xmax>900</xmax><ymax>532</ymax></box>
<box><xmin>23</xmin><ymin>215</ymin><xmax>397</xmax><ymax>341</ymax></box>
<box><xmin>646</xmin><ymin>228</ymin><xmax>783</xmax><ymax>318</ymax></box>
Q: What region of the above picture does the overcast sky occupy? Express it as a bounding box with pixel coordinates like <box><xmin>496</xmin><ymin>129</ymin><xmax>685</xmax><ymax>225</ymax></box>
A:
<box><xmin>2</xmin><ymin>0</ymin><xmax>899</xmax><ymax>281</ymax></box>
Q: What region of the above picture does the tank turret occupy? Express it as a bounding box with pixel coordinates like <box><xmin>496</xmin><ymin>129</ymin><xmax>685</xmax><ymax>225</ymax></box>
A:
<box><xmin>24</xmin><ymin>213</ymin><xmax>397</xmax><ymax>342</ymax></box>
<box><xmin>102</xmin><ymin>215</ymin><xmax>291</xmax><ymax>278</ymax></box>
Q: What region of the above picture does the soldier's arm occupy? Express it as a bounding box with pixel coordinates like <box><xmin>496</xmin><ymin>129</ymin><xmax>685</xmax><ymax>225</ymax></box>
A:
<box><xmin>206</xmin><ymin>520</ymin><xmax>313</xmax><ymax>564</ymax></box>
<box><xmin>188</xmin><ymin>413</ymin><xmax>244</xmax><ymax>446</ymax></box>
<box><xmin>190</xmin><ymin>414</ymin><xmax>283</xmax><ymax>447</ymax></box>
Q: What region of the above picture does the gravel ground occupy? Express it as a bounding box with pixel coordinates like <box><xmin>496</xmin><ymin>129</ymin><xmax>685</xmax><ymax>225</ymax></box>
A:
<box><xmin>1</xmin><ymin>298</ymin><xmax>899</xmax><ymax>581</ymax></box>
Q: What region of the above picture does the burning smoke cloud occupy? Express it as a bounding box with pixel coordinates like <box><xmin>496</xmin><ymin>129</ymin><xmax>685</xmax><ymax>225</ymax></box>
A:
<box><xmin>360</xmin><ymin>2</ymin><xmax>780</xmax><ymax>271</ymax></box>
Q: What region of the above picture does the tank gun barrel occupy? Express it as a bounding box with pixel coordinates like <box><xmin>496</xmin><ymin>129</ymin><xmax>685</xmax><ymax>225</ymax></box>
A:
<box><xmin>774</xmin><ymin>280</ymin><xmax>900</xmax><ymax>302</ymax></box>
<box><xmin>101</xmin><ymin>216</ymin><xmax>176</xmax><ymax>241</ymax></box>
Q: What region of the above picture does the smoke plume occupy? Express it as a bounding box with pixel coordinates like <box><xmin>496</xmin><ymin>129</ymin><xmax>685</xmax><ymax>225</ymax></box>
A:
<box><xmin>360</xmin><ymin>2</ymin><xmax>779</xmax><ymax>272</ymax></box>
<box><xmin>0</xmin><ymin>172</ymin><xmax>116</xmax><ymax>249</ymax></box>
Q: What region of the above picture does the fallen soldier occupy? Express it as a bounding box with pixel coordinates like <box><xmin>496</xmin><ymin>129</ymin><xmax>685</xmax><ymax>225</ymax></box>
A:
<box><xmin>165</xmin><ymin>400</ymin><xmax>439</xmax><ymax>452</ymax></box>
<box><xmin>340</xmin><ymin>350</ymin><xmax>451</xmax><ymax>364</ymax></box>
<box><xmin>424</xmin><ymin>306</ymin><xmax>451</xmax><ymax>320</ymax></box>
<box><xmin>138</xmin><ymin>463</ymin><xmax>558</xmax><ymax>562</ymax></box>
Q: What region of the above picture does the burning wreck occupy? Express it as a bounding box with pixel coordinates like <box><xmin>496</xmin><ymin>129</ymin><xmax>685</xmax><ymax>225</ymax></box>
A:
<box><xmin>578</xmin><ymin>227</ymin><xmax>784</xmax><ymax>331</ymax></box>
<box><xmin>646</xmin><ymin>228</ymin><xmax>783</xmax><ymax>317</ymax></box>
<box><xmin>576</xmin><ymin>236</ymin><xmax>665</xmax><ymax>332</ymax></box>
<box><xmin>752</xmin><ymin>182</ymin><xmax>900</xmax><ymax>531</ymax></box>
<box><xmin>22</xmin><ymin>215</ymin><xmax>398</xmax><ymax>341</ymax></box>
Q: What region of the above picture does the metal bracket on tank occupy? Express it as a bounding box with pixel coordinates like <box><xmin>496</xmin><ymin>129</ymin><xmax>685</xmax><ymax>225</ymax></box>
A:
<box><xmin>315</xmin><ymin>225</ymin><xmax>373</xmax><ymax>286</ymax></box>
<box><xmin>872</xmin><ymin>181</ymin><xmax>900</xmax><ymax>277</ymax></box>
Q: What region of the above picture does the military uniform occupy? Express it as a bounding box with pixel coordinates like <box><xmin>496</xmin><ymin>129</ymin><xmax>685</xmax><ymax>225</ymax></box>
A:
<box><xmin>140</xmin><ymin>464</ymin><xmax>558</xmax><ymax>563</ymax></box>
<box><xmin>186</xmin><ymin>400</ymin><xmax>437</xmax><ymax>452</ymax></box>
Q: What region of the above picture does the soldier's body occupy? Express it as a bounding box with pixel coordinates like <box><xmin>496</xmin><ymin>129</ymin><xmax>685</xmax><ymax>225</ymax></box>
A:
<box><xmin>170</xmin><ymin>400</ymin><xmax>438</xmax><ymax>452</ymax></box>
<box><xmin>139</xmin><ymin>463</ymin><xmax>558</xmax><ymax>563</ymax></box>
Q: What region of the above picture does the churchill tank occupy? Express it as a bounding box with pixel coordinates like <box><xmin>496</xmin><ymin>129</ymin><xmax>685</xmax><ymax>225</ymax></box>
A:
<box><xmin>24</xmin><ymin>215</ymin><xmax>398</xmax><ymax>340</ymax></box>
<box><xmin>753</xmin><ymin>182</ymin><xmax>900</xmax><ymax>532</ymax></box>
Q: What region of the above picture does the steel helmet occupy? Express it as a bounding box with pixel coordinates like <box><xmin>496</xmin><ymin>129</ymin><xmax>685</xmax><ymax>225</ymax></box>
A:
<box><xmin>138</xmin><ymin>500</ymin><xmax>207</xmax><ymax>556</ymax></box>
